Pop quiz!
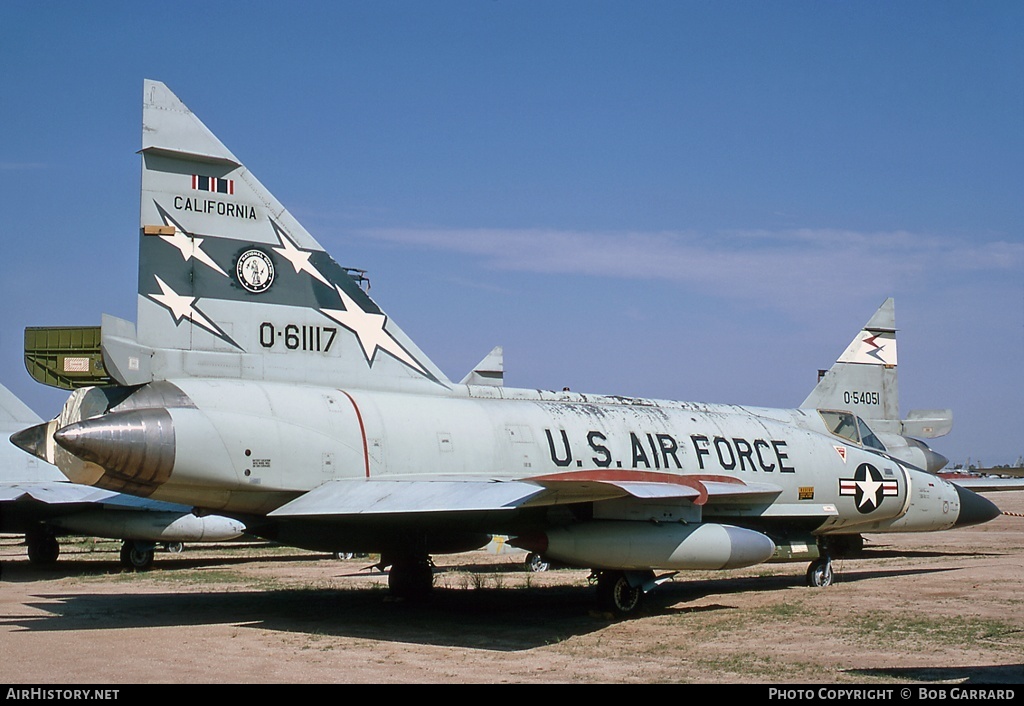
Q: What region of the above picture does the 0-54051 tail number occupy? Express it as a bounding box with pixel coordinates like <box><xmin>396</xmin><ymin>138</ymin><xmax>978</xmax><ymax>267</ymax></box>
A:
<box><xmin>844</xmin><ymin>390</ymin><xmax>880</xmax><ymax>406</ymax></box>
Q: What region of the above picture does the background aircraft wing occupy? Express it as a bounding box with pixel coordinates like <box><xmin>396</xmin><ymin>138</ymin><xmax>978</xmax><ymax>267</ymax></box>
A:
<box><xmin>0</xmin><ymin>480</ymin><xmax>218</xmax><ymax>512</ymax></box>
<box><xmin>0</xmin><ymin>481</ymin><xmax>120</xmax><ymax>505</ymax></box>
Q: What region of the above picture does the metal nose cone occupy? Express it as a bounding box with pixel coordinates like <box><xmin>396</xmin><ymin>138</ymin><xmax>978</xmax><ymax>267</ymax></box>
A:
<box><xmin>10</xmin><ymin>421</ymin><xmax>52</xmax><ymax>461</ymax></box>
<box><xmin>53</xmin><ymin>409</ymin><xmax>175</xmax><ymax>486</ymax></box>
<box><xmin>953</xmin><ymin>484</ymin><xmax>1001</xmax><ymax>528</ymax></box>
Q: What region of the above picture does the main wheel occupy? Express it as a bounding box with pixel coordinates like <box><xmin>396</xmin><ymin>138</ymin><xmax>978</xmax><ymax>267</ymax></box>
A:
<box><xmin>26</xmin><ymin>532</ymin><xmax>60</xmax><ymax>565</ymax></box>
<box><xmin>388</xmin><ymin>559</ymin><xmax>434</xmax><ymax>600</ymax></box>
<box><xmin>120</xmin><ymin>542</ymin><xmax>155</xmax><ymax>571</ymax></box>
<box><xmin>806</xmin><ymin>557</ymin><xmax>833</xmax><ymax>587</ymax></box>
<box><xmin>596</xmin><ymin>571</ymin><xmax>644</xmax><ymax>616</ymax></box>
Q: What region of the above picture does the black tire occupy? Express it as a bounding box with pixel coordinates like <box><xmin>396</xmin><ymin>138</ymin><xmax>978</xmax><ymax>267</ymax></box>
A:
<box><xmin>120</xmin><ymin>542</ymin><xmax>155</xmax><ymax>571</ymax></box>
<box><xmin>26</xmin><ymin>533</ymin><xmax>60</xmax><ymax>565</ymax></box>
<box><xmin>388</xmin><ymin>559</ymin><xmax>434</xmax><ymax>600</ymax></box>
<box><xmin>163</xmin><ymin>542</ymin><xmax>184</xmax><ymax>554</ymax></box>
<box><xmin>596</xmin><ymin>571</ymin><xmax>644</xmax><ymax>616</ymax></box>
<box><xmin>806</xmin><ymin>557</ymin><xmax>833</xmax><ymax>587</ymax></box>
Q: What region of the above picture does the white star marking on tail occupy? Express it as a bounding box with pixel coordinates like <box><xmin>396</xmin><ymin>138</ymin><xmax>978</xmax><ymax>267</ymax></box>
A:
<box><xmin>320</xmin><ymin>285</ymin><xmax>429</xmax><ymax>377</ymax></box>
<box><xmin>153</xmin><ymin>219</ymin><xmax>228</xmax><ymax>277</ymax></box>
<box><xmin>150</xmin><ymin>276</ymin><xmax>222</xmax><ymax>335</ymax></box>
<box><xmin>272</xmin><ymin>227</ymin><xmax>330</xmax><ymax>286</ymax></box>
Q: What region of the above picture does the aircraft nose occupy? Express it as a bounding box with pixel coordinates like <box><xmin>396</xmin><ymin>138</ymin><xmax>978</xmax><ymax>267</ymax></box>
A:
<box><xmin>10</xmin><ymin>421</ymin><xmax>52</xmax><ymax>462</ymax></box>
<box><xmin>921</xmin><ymin>448</ymin><xmax>949</xmax><ymax>474</ymax></box>
<box><xmin>905</xmin><ymin>437</ymin><xmax>949</xmax><ymax>473</ymax></box>
<box><xmin>953</xmin><ymin>484</ymin><xmax>1001</xmax><ymax>527</ymax></box>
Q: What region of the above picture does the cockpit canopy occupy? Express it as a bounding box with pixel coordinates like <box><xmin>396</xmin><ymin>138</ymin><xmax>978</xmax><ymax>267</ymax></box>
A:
<box><xmin>818</xmin><ymin>410</ymin><xmax>886</xmax><ymax>451</ymax></box>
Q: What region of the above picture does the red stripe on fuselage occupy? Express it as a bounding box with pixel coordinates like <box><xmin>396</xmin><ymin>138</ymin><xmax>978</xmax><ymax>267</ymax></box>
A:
<box><xmin>340</xmin><ymin>390</ymin><xmax>370</xmax><ymax>478</ymax></box>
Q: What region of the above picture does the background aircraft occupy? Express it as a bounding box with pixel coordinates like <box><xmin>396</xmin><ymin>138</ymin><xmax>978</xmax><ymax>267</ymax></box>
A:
<box><xmin>801</xmin><ymin>296</ymin><xmax>952</xmax><ymax>475</ymax></box>
<box><xmin>801</xmin><ymin>298</ymin><xmax>1024</xmax><ymax>493</ymax></box>
<box><xmin>796</xmin><ymin>297</ymin><xmax>1024</xmax><ymax>553</ymax></box>
<box><xmin>957</xmin><ymin>458</ymin><xmax>1024</xmax><ymax>477</ymax></box>
<box><xmin>11</xmin><ymin>81</ymin><xmax>1002</xmax><ymax>614</ymax></box>
<box><xmin>1</xmin><ymin>381</ymin><xmax>245</xmax><ymax>573</ymax></box>
<box><xmin>938</xmin><ymin>465</ymin><xmax>1024</xmax><ymax>492</ymax></box>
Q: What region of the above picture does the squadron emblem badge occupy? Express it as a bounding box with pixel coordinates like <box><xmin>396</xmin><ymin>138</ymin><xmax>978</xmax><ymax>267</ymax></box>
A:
<box><xmin>236</xmin><ymin>249</ymin><xmax>275</xmax><ymax>293</ymax></box>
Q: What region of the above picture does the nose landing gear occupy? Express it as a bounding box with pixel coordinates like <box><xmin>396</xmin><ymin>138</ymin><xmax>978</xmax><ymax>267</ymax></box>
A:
<box><xmin>805</xmin><ymin>556</ymin><xmax>833</xmax><ymax>587</ymax></box>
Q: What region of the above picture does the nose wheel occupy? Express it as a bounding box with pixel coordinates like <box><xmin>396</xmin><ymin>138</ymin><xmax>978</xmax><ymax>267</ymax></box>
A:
<box><xmin>806</xmin><ymin>556</ymin><xmax>834</xmax><ymax>587</ymax></box>
<box><xmin>525</xmin><ymin>552</ymin><xmax>550</xmax><ymax>572</ymax></box>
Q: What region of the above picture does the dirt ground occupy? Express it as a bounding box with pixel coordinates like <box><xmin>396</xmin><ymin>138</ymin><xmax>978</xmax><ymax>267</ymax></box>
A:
<box><xmin>1</xmin><ymin>492</ymin><xmax>1022</xmax><ymax>685</ymax></box>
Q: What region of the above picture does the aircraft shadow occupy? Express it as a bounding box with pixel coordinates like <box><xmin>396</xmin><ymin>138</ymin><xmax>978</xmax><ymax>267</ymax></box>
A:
<box><xmin>6</xmin><ymin>584</ymin><xmax>612</xmax><ymax>650</ymax></box>
<box><xmin>644</xmin><ymin>564</ymin><xmax>960</xmax><ymax>612</ymax></box>
<box><xmin>856</xmin><ymin>547</ymin><xmax>1006</xmax><ymax>560</ymax></box>
<box><xmin>2</xmin><ymin>560</ymin><xmax>968</xmax><ymax>652</ymax></box>
<box><xmin>848</xmin><ymin>664</ymin><xmax>1024</xmax><ymax>684</ymax></box>
<box><xmin>0</xmin><ymin>552</ymin><xmax>324</xmax><ymax>582</ymax></box>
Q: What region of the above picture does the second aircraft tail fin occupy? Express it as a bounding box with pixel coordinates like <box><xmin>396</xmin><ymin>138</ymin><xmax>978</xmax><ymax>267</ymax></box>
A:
<box><xmin>801</xmin><ymin>297</ymin><xmax>900</xmax><ymax>422</ymax></box>
<box><xmin>0</xmin><ymin>383</ymin><xmax>42</xmax><ymax>427</ymax></box>
<box><xmin>801</xmin><ymin>297</ymin><xmax>951</xmax><ymax>438</ymax></box>
<box><xmin>801</xmin><ymin>298</ymin><xmax>951</xmax><ymax>472</ymax></box>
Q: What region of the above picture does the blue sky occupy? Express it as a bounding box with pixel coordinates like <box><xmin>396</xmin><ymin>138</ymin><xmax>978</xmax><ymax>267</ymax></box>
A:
<box><xmin>1</xmin><ymin>1</ymin><xmax>1021</xmax><ymax>466</ymax></box>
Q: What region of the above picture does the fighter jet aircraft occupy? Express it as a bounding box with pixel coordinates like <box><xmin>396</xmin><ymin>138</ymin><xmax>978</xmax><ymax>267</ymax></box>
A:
<box><xmin>0</xmin><ymin>382</ymin><xmax>245</xmax><ymax>572</ymax></box>
<box><xmin>11</xmin><ymin>81</ymin><xmax>1002</xmax><ymax>614</ymax></box>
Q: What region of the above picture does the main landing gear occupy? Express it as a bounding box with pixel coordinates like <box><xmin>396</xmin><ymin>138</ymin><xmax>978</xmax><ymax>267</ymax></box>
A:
<box><xmin>120</xmin><ymin>540</ymin><xmax>155</xmax><ymax>571</ymax></box>
<box><xmin>593</xmin><ymin>569</ymin><xmax>656</xmax><ymax>616</ymax></box>
<box><xmin>26</xmin><ymin>528</ymin><xmax>60</xmax><ymax>565</ymax></box>
<box><xmin>385</xmin><ymin>555</ymin><xmax>435</xmax><ymax>601</ymax></box>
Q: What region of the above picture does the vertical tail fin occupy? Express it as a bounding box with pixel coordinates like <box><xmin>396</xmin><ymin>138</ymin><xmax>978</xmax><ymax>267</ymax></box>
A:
<box><xmin>106</xmin><ymin>80</ymin><xmax>449</xmax><ymax>390</ymax></box>
<box><xmin>801</xmin><ymin>297</ymin><xmax>951</xmax><ymax>437</ymax></box>
<box><xmin>801</xmin><ymin>298</ymin><xmax>951</xmax><ymax>472</ymax></box>
<box><xmin>1</xmin><ymin>383</ymin><xmax>65</xmax><ymax>483</ymax></box>
<box><xmin>801</xmin><ymin>297</ymin><xmax>899</xmax><ymax>422</ymax></box>
<box><xmin>0</xmin><ymin>383</ymin><xmax>42</xmax><ymax>427</ymax></box>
